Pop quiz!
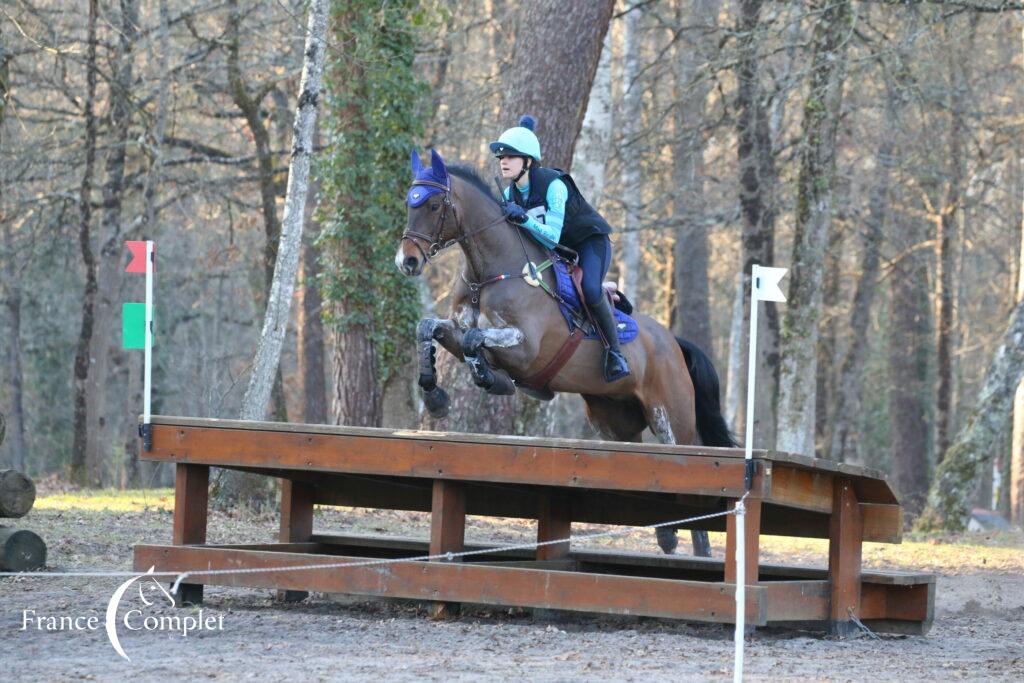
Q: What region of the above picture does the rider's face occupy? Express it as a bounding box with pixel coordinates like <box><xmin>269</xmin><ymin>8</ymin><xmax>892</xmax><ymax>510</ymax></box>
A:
<box><xmin>499</xmin><ymin>156</ymin><xmax>526</xmax><ymax>179</ymax></box>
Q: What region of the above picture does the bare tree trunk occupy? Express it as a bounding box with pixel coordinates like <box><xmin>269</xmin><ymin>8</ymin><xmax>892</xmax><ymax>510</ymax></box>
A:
<box><xmin>0</xmin><ymin>33</ymin><xmax>25</xmax><ymax>474</ymax></box>
<box><xmin>332</xmin><ymin>317</ymin><xmax>383</xmax><ymax>427</ymax></box>
<box><xmin>618</xmin><ymin>6</ymin><xmax>643</xmax><ymax>296</ymax></box>
<box><xmin>1013</xmin><ymin>92</ymin><xmax>1024</xmax><ymax>524</ymax></box>
<box><xmin>889</xmin><ymin>218</ymin><xmax>932</xmax><ymax>517</ymax></box>
<box><xmin>1</xmin><ymin>223</ymin><xmax>26</xmax><ymax>474</ymax></box>
<box><xmin>776</xmin><ymin>0</ymin><xmax>853</xmax><ymax>456</ymax></box>
<box><xmin>298</xmin><ymin>234</ymin><xmax>327</xmax><ymax>425</ymax></box>
<box><xmin>571</xmin><ymin>34</ymin><xmax>612</xmax><ymax>208</ymax></box>
<box><xmin>815</xmin><ymin>229</ymin><xmax>843</xmax><ymax>455</ymax></box>
<box><xmin>669</xmin><ymin>0</ymin><xmax>719</xmax><ymax>356</ymax></box>
<box><xmin>85</xmin><ymin>0</ymin><xmax>139</xmax><ymax>486</ymax></box>
<box><xmin>731</xmin><ymin>0</ymin><xmax>780</xmax><ymax>449</ymax></box>
<box><xmin>828</xmin><ymin>80</ymin><xmax>900</xmax><ymax>463</ymax></box>
<box><xmin>70</xmin><ymin>0</ymin><xmax>100</xmax><ymax>486</ymax></box>
<box><xmin>502</xmin><ymin>0</ymin><xmax>615</xmax><ymax>169</ymax></box>
<box><xmin>935</xmin><ymin>17</ymin><xmax>977</xmax><ymax>463</ymax></box>
<box><xmin>218</xmin><ymin>0</ymin><xmax>328</xmax><ymax>507</ymax></box>
<box><xmin>919</xmin><ymin>299</ymin><xmax>1024</xmax><ymax>530</ymax></box>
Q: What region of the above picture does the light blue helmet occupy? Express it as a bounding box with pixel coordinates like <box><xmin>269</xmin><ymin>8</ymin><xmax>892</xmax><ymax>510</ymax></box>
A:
<box><xmin>489</xmin><ymin>115</ymin><xmax>541</xmax><ymax>162</ymax></box>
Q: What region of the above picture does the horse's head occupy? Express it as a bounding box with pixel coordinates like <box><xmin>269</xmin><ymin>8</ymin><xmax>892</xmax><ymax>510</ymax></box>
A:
<box><xmin>396</xmin><ymin>149</ymin><xmax>458</xmax><ymax>277</ymax></box>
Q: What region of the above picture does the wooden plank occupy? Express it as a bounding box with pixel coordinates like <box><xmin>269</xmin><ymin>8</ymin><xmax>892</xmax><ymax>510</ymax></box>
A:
<box><xmin>763</xmin><ymin>581</ymin><xmax>829</xmax><ymax>622</ymax></box>
<box><xmin>145</xmin><ymin>416</ymin><xmax>899</xmax><ymax>505</ymax></box>
<box><xmin>429</xmin><ymin>480</ymin><xmax>465</xmax><ymax>618</ymax></box>
<box><xmin>860</xmin><ymin>503</ymin><xmax>902</xmax><ymax>544</ymax></box>
<box><xmin>828</xmin><ymin>478</ymin><xmax>863</xmax><ymax>635</ymax></box>
<box><xmin>147</xmin><ymin>414</ymin><xmax>766</xmax><ymax>460</ymax></box>
<box><xmin>309</xmin><ymin>533</ymin><xmax>935</xmax><ymax>585</ymax></box>
<box><xmin>725</xmin><ymin>498</ymin><xmax>761</xmax><ymax>585</ymax></box>
<box><xmin>133</xmin><ymin>544</ymin><xmax>767</xmax><ymax>624</ymax></box>
<box><xmin>277</xmin><ymin>480</ymin><xmax>315</xmax><ymax>603</ymax></box>
<box><xmin>761</xmin><ymin>503</ymin><xmax>900</xmax><ymax>544</ymax></box>
<box><xmin>144</xmin><ymin>424</ymin><xmax>757</xmax><ymax>498</ymax></box>
<box><xmin>766</xmin><ymin>466</ymin><xmax>832</xmax><ymax>513</ymax></box>
<box><xmin>536</xmin><ymin>494</ymin><xmax>571</xmax><ymax>561</ymax></box>
<box><xmin>171</xmin><ymin>463</ymin><xmax>208</xmax><ymax>606</ymax></box>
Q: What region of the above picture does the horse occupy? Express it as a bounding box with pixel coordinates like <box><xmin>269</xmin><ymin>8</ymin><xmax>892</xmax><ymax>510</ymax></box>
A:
<box><xmin>395</xmin><ymin>150</ymin><xmax>736</xmax><ymax>555</ymax></box>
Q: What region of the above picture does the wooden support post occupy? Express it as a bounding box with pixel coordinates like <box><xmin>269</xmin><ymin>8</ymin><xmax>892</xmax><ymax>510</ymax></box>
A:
<box><xmin>428</xmin><ymin>479</ymin><xmax>465</xmax><ymax>619</ymax></box>
<box><xmin>277</xmin><ymin>479</ymin><xmax>315</xmax><ymax>603</ymax></box>
<box><xmin>828</xmin><ymin>477</ymin><xmax>863</xmax><ymax>636</ymax></box>
<box><xmin>171</xmin><ymin>463</ymin><xmax>208</xmax><ymax>606</ymax></box>
<box><xmin>536</xmin><ymin>493</ymin><xmax>571</xmax><ymax>561</ymax></box>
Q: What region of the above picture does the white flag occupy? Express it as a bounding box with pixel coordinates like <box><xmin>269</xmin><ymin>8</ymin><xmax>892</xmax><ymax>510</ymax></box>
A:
<box><xmin>752</xmin><ymin>264</ymin><xmax>787</xmax><ymax>303</ymax></box>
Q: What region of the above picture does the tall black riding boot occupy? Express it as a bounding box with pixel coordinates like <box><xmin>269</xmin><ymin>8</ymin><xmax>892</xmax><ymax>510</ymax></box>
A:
<box><xmin>591</xmin><ymin>296</ymin><xmax>630</xmax><ymax>382</ymax></box>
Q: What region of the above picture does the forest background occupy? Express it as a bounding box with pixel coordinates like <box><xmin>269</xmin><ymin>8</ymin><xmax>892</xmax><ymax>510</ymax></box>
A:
<box><xmin>1</xmin><ymin>0</ymin><xmax>1023</xmax><ymax>530</ymax></box>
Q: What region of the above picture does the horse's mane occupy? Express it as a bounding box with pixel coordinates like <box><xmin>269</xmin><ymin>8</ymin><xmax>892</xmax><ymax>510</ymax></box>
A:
<box><xmin>448</xmin><ymin>164</ymin><xmax>500</xmax><ymax>205</ymax></box>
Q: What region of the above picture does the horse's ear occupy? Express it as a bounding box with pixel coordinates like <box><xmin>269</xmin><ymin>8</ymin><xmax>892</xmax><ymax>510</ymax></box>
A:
<box><xmin>430</xmin><ymin>149</ymin><xmax>447</xmax><ymax>180</ymax></box>
<box><xmin>410</xmin><ymin>149</ymin><xmax>422</xmax><ymax>177</ymax></box>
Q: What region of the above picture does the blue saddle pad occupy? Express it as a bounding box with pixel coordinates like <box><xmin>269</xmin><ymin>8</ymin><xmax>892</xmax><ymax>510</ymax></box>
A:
<box><xmin>552</xmin><ymin>260</ymin><xmax>639</xmax><ymax>345</ymax></box>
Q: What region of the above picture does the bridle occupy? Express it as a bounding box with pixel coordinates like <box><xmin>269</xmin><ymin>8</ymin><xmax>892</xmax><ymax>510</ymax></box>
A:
<box><xmin>401</xmin><ymin>178</ymin><xmax>507</xmax><ymax>265</ymax></box>
<box><xmin>401</xmin><ymin>179</ymin><xmax>461</xmax><ymax>264</ymax></box>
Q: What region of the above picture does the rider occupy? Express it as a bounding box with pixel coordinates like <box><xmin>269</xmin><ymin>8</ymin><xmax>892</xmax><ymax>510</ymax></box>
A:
<box><xmin>490</xmin><ymin>115</ymin><xmax>630</xmax><ymax>382</ymax></box>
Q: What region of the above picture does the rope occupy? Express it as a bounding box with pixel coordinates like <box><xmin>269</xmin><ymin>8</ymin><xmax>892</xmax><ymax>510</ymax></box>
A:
<box><xmin>0</xmin><ymin>507</ymin><xmax>738</xmax><ymax>596</ymax></box>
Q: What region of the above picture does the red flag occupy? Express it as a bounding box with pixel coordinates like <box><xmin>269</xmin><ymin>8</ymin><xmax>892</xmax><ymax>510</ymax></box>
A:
<box><xmin>125</xmin><ymin>241</ymin><xmax>151</xmax><ymax>273</ymax></box>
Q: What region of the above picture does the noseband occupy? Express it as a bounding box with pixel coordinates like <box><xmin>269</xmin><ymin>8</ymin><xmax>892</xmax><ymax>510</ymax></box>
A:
<box><xmin>401</xmin><ymin>179</ymin><xmax>461</xmax><ymax>264</ymax></box>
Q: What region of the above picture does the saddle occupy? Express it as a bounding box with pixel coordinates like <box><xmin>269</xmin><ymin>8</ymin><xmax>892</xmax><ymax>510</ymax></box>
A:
<box><xmin>515</xmin><ymin>254</ymin><xmax>637</xmax><ymax>398</ymax></box>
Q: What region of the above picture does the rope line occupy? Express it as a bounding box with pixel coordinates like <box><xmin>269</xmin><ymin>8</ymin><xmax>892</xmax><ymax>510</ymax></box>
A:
<box><xmin>0</xmin><ymin>506</ymin><xmax>739</xmax><ymax>596</ymax></box>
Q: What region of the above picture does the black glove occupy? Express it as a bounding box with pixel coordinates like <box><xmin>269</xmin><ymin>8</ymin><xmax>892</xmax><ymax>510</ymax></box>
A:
<box><xmin>503</xmin><ymin>203</ymin><xmax>528</xmax><ymax>225</ymax></box>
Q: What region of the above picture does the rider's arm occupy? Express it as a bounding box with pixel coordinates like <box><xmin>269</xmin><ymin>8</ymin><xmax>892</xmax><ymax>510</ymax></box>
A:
<box><xmin>522</xmin><ymin>179</ymin><xmax>566</xmax><ymax>248</ymax></box>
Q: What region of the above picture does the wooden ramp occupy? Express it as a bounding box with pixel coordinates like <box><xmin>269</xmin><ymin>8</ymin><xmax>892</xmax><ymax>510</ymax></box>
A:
<box><xmin>133</xmin><ymin>416</ymin><xmax>934</xmax><ymax>635</ymax></box>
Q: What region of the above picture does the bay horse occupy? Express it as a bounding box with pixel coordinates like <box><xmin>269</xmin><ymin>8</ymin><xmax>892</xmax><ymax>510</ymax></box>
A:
<box><xmin>395</xmin><ymin>150</ymin><xmax>736</xmax><ymax>555</ymax></box>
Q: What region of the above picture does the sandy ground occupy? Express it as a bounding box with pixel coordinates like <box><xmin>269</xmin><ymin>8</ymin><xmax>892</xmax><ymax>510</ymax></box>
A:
<box><xmin>1</xmin><ymin>497</ymin><xmax>1022</xmax><ymax>682</ymax></box>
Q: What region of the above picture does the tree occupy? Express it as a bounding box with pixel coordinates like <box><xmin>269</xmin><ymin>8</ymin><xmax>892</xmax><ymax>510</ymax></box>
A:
<box><xmin>319</xmin><ymin>0</ymin><xmax>428</xmax><ymax>428</ymax></box>
<box><xmin>70</xmin><ymin>0</ymin><xmax>99</xmax><ymax>486</ymax></box>
<box><xmin>828</xmin><ymin>62</ymin><xmax>905</xmax><ymax>463</ymax></box>
<box><xmin>501</xmin><ymin>0</ymin><xmax>615</xmax><ymax>170</ymax></box>
<box><xmin>919</xmin><ymin>300</ymin><xmax>1024</xmax><ymax>529</ymax></box>
<box><xmin>776</xmin><ymin>0</ymin><xmax>854</xmax><ymax>456</ymax></box>
<box><xmin>215</xmin><ymin>0</ymin><xmax>329</xmax><ymax>508</ymax></box>
<box><xmin>727</xmin><ymin>0</ymin><xmax>781</xmax><ymax>446</ymax></box>
<box><xmin>669</xmin><ymin>0</ymin><xmax>721</xmax><ymax>356</ymax></box>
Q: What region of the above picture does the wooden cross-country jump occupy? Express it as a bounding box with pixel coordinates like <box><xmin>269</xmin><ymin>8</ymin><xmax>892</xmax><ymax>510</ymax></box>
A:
<box><xmin>133</xmin><ymin>416</ymin><xmax>934</xmax><ymax>635</ymax></box>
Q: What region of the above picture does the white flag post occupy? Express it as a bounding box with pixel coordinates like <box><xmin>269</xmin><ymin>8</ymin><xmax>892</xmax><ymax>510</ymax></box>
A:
<box><xmin>734</xmin><ymin>264</ymin><xmax>787</xmax><ymax>683</ymax></box>
<box><xmin>142</xmin><ymin>240</ymin><xmax>154</xmax><ymax>451</ymax></box>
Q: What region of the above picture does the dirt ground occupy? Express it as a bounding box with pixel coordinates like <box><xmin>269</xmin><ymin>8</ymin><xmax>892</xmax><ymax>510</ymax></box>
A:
<box><xmin>1</xmin><ymin>491</ymin><xmax>1022</xmax><ymax>682</ymax></box>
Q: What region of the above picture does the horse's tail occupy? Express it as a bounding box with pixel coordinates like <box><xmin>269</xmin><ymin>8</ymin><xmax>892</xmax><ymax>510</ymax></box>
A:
<box><xmin>676</xmin><ymin>337</ymin><xmax>738</xmax><ymax>448</ymax></box>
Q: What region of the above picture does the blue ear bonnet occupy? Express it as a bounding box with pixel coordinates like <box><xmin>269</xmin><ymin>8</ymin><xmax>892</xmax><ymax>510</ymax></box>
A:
<box><xmin>407</xmin><ymin>149</ymin><xmax>449</xmax><ymax>208</ymax></box>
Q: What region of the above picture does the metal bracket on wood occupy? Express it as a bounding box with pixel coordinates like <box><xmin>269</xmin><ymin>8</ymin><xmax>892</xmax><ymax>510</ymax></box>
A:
<box><xmin>139</xmin><ymin>423</ymin><xmax>153</xmax><ymax>452</ymax></box>
<box><xmin>744</xmin><ymin>459</ymin><xmax>756</xmax><ymax>491</ymax></box>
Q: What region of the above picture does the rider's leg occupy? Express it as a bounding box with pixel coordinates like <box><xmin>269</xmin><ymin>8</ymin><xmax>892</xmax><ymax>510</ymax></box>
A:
<box><xmin>579</xmin><ymin>236</ymin><xmax>630</xmax><ymax>382</ymax></box>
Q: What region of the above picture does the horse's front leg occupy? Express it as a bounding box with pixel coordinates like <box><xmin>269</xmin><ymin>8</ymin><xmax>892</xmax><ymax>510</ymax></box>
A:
<box><xmin>461</xmin><ymin>327</ymin><xmax>524</xmax><ymax>396</ymax></box>
<box><xmin>417</xmin><ymin>318</ymin><xmax>463</xmax><ymax>418</ymax></box>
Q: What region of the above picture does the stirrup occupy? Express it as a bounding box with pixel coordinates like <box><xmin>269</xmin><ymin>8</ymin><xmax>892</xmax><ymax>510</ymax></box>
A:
<box><xmin>603</xmin><ymin>349</ymin><xmax>630</xmax><ymax>382</ymax></box>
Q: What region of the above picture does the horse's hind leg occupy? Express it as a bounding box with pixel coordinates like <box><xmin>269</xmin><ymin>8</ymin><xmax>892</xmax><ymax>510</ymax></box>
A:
<box><xmin>646</xmin><ymin>405</ymin><xmax>711</xmax><ymax>557</ymax></box>
<box><xmin>417</xmin><ymin>318</ymin><xmax>463</xmax><ymax>418</ymax></box>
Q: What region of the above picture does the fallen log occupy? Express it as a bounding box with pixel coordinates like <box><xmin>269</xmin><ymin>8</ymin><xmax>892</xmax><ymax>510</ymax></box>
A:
<box><xmin>0</xmin><ymin>470</ymin><xmax>36</xmax><ymax>519</ymax></box>
<box><xmin>0</xmin><ymin>527</ymin><xmax>47</xmax><ymax>571</ymax></box>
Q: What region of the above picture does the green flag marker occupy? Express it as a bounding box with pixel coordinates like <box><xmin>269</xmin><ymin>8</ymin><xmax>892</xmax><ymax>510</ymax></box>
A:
<box><xmin>122</xmin><ymin>302</ymin><xmax>147</xmax><ymax>349</ymax></box>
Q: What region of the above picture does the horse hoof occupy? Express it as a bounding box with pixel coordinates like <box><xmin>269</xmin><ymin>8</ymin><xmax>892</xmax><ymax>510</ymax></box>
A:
<box><xmin>655</xmin><ymin>527</ymin><xmax>678</xmax><ymax>555</ymax></box>
<box><xmin>423</xmin><ymin>386</ymin><xmax>450</xmax><ymax>419</ymax></box>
